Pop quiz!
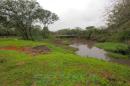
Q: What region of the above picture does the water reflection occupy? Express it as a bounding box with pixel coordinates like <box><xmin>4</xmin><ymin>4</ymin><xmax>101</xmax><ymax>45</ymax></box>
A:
<box><xmin>70</xmin><ymin>41</ymin><xmax>130</xmax><ymax>66</ymax></box>
<box><xmin>70</xmin><ymin>43</ymin><xmax>110</xmax><ymax>60</ymax></box>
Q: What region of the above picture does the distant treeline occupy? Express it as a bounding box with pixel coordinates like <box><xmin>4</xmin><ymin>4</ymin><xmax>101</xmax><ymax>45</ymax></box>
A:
<box><xmin>55</xmin><ymin>26</ymin><xmax>108</xmax><ymax>42</ymax></box>
<box><xmin>56</xmin><ymin>0</ymin><xmax>130</xmax><ymax>42</ymax></box>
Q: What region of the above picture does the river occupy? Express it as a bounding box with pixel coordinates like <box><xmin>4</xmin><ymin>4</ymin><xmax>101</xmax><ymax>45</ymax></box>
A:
<box><xmin>70</xmin><ymin>40</ymin><xmax>130</xmax><ymax>66</ymax></box>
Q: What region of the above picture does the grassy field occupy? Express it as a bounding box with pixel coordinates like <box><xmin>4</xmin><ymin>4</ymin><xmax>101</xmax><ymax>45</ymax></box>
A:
<box><xmin>0</xmin><ymin>39</ymin><xmax>130</xmax><ymax>86</ymax></box>
<box><xmin>96</xmin><ymin>42</ymin><xmax>129</xmax><ymax>59</ymax></box>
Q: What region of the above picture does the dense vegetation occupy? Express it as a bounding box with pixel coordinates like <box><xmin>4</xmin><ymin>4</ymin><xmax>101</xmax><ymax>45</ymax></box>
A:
<box><xmin>106</xmin><ymin>0</ymin><xmax>130</xmax><ymax>42</ymax></box>
<box><xmin>56</xmin><ymin>26</ymin><xmax>107</xmax><ymax>42</ymax></box>
<box><xmin>0</xmin><ymin>0</ymin><xmax>58</xmax><ymax>40</ymax></box>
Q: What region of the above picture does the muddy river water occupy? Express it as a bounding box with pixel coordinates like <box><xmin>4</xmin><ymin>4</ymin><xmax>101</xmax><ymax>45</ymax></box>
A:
<box><xmin>70</xmin><ymin>40</ymin><xmax>130</xmax><ymax>66</ymax></box>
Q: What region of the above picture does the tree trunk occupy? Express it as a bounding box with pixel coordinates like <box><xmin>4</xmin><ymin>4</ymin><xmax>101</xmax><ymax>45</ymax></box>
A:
<box><xmin>28</xmin><ymin>27</ymin><xmax>34</xmax><ymax>40</ymax></box>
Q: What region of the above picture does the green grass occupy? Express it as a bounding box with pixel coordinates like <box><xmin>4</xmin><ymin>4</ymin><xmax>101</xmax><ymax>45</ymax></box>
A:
<box><xmin>107</xmin><ymin>52</ymin><xmax>129</xmax><ymax>59</ymax></box>
<box><xmin>0</xmin><ymin>39</ymin><xmax>130</xmax><ymax>86</ymax></box>
<box><xmin>96</xmin><ymin>42</ymin><xmax>129</xmax><ymax>59</ymax></box>
<box><xmin>0</xmin><ymin>38</ymin><xmax>44</xmax><ymax>47</ymax></box>
<box><xmin>96</xmin><ymin>42</ymin><xmax>129</xmax><ymax>52</ymax></box>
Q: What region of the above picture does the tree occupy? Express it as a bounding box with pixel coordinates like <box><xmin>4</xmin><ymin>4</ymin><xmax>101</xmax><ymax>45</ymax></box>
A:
<box><xmin>84</xmin><ymin>26</ymin><xmax>96</xmax><ymax>39</ymax></box>
<box><xmin>0</xmin><ymin>0</ymin><xmax>39</xmax><ymax>40</ymax></box>
<box><xmin>37</xmin><ymin>9</ymin><xmax>59</xmax><ymax>38</ymax></box>
<box><xmin>106</xmin><ymin>0</ymin><xmax>130</xmax><ymax>41</ymax></box>
<box><xmin>0</xmin><ymin>0</ymin><xmax>59</xmax><ymax>40</ymax></box>
<box><xmin>107</xmin><ymin>0</ymin><xmax>130</xmax><ymax>30</ymax></box>
<box><xmin>57</xmin><ymin>29</ymin><xmax>71</xmax><ymax>35</ymax></box>
<box><xmin>70</xmin><ymin>27</ymin><xmax>83</xmax><ymax>38</ymax></box>
<box><xmin>39</xmin><ymin>10</ymin><xmax>59</xmax><ymax>27</ymax></box>
<box><xmin>31</xmin><ymin>25</ymin><xmax>43</xmax><ymax>40</ymax></box>
<box><xmin>0</xmin><ymin>24</ymin><xmax>16</xmax><ymax>36</ymax></box>
<box><xmin>42</xmin><ymin>27</ymin><xmax>50</xmax><ymax>39</ymax></box>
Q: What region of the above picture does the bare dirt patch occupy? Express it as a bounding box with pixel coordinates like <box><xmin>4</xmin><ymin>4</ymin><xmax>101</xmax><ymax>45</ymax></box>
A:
<box><xmin>0</xmin><ymin>45</ymin><xmax>50</xmax><ymax>56</ymax></box>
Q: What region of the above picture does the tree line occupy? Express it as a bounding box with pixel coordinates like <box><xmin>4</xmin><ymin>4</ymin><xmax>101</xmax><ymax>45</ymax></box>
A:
<box><xmin>0</xmin><ymin>0</ymin><xmax>59</xmax><ymax>40</ymax></box>
<box><xmin>56</xmin><ymin>26</ymin><xmax>107</xmax><ymax>42</ymax></box>
<box><xmin>0</xmin><ymin>0</ymin><xmax>129</xmax><ymax>42</ymax></box>
<box><xmin>56</xmin><ymin>0</ymin><xmax>130</xmax><ymax>42</ymax></box>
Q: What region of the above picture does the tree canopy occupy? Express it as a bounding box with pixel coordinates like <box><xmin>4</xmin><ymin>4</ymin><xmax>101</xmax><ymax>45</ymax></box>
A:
<box><xmin>106</xmin><ymin>0</ymin><xmax>130</xmax><ymax>41</ymax></box>
<box><xmin>107</xmin><ymin>0</ymin><xmax>130</xmax><ymax>31</ymax></box>
<box><xmin>0</xmin><ymin>0</ymin><xmax>59</xmax><ymax>40</ymax></box>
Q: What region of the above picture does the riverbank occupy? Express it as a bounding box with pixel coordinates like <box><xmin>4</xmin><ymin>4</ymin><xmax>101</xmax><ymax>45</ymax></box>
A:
<box><xmin>68</xmin><ymin>39</ymin><xmax>130</xmax><ymax>66</ymax></box>
<box><xmin>0</xmin><ymin>38</ymin><xmax>130</xmax><ymax>86</ymax></box>
<box><xmin>96</xmin><ymin>42</ymin><xmax>130</xmax><ymax>59</ymax></box>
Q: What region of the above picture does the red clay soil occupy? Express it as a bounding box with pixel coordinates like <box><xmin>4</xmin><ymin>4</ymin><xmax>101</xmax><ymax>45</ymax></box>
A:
<box><xmin>0</xmin><ymin>45</ymin><xmax>50</xmax><ymax>56</ymax></box>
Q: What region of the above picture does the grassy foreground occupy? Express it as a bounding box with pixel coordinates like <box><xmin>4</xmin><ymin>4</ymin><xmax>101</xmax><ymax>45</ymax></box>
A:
<box><xmin>0</xmin><ymin>39</ymin><xmax>130</xmax><ymax>86</ymax></box>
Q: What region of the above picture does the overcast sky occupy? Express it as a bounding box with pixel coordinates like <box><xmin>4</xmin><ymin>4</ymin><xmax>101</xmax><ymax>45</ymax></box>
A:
<box><xmin>37</xmin><ymin>0</ymin><xmax>111</xmax><ymax>31</ymax></box>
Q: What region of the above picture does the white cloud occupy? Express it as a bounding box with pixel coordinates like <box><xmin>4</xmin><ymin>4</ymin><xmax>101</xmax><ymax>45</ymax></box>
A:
<box><xmin>37</xmin><ymin>0</ymin><xmax>111</xmax><ymax>31</ymax></box>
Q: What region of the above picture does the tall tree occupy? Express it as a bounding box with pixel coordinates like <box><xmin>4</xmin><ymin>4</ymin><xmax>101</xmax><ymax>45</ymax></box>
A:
<box><xmin>38</xmin><ymin>9</ymin><xmax>59</xmax><ymax>28</ymax></box>
<box><xmin>107</xmin><ymin>0</ymin><xmax>130</xmax><ymax>31</ymax></box>
<box><xmin>37</xmin><ymin>9</ymin><xmax>59</xmax><ymax>38</ymax></box>
<box><xmin>0</xmin><ymin>0</ymin><xmax>59</xmax><ymax>40</ymax></box>
<box><xmin>106</xmin><ymin>0</ymin><xmax>130</xmax><ymax>41</ymax></box>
